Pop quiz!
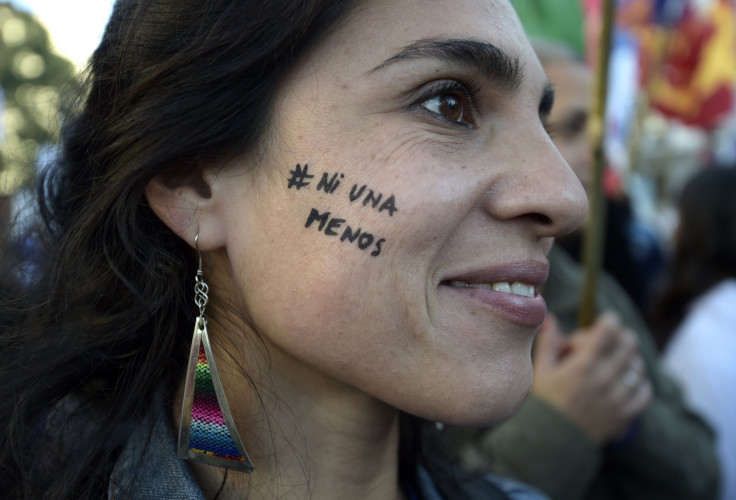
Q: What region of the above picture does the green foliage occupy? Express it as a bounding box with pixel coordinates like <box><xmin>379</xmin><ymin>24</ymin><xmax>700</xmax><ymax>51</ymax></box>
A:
<box><xmin>511</xmin><ymin>0</ymin><xmax>585</xmax><ymax>56</ymax></box>
<box><xmin>0</xmin><ymin>2</ymin><xmax>76</xmax><ymax>195</ymax></box>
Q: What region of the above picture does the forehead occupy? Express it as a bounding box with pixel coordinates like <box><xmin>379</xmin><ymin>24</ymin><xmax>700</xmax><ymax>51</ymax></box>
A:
<box><xmin>347</xmin><ymin>0</ymin><xmax>526</xmax><ymax>41</ymax></box>
<box><xmin>301</xmin><ymin>0</ymin><xmax>543</xmax><ymax>84</ymax></box>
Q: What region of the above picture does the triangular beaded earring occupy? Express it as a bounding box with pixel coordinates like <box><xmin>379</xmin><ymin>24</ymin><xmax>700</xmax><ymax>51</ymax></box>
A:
<box><xmin>178</xmin><ymin>234</ymin><xmax>255</xmax><ymax>472</ymax></box>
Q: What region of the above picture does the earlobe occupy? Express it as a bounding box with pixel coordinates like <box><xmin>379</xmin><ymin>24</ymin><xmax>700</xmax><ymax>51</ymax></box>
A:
<box><xmin>144</xmin><ymin>165</ymin><xmax>226</xmax><ymax>251</ymax></box>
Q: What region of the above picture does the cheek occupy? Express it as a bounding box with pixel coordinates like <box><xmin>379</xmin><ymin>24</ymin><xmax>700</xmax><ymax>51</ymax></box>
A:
<box><xmin>220</xmin><ymin>161</ymin><xmax>535</xmax><ymax>426</ymax></box>
<box><xmin>239</xmin><ymin>251</ymin><xmax>420</xmax><ymax>394</ymax></box>
<box><xmin>229</xmin><ymin>180</ymin><xmax>410</xmax><ymax>355</ymax></box>
<box><xmin>232</xmin><ymin>130</ymin><xmax>480</xmax><ymax>336</ymax></box>
<box><xmin>224</xmin><ymin>162</ymin><xmax>453</xmax><ymax>389</ymax></box>
<box><xmin>251</xmin><ymin>132</ymin><xmax>456</xmax><ymax>269</ymax></box>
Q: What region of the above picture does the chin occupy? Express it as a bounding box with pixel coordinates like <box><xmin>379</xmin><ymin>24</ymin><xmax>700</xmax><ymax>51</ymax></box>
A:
<box><xmin>476</xmin><ymin>384</ymin><xmax>532</xmax><ymax>427</ymax></box>
<box><xmin>429</xmin><ymin>361</ymin><xmax>534</xmax><ymax>428</ymax></box>
<box><xmin>495</xmin><ymin>377</ymin><xmax>533</xmax><ymax>422</ymax></box>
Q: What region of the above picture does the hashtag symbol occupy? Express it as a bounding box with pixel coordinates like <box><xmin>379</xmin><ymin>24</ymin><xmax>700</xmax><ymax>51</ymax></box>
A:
<box><xmin>287</xmin><ymin>163</ymin><xmax>315</xmax><ymax>190</ymax></box>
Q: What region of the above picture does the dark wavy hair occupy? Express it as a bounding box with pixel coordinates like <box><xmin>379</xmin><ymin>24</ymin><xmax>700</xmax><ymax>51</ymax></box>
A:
<box><xmin>649</xmin><ymin>166</ymin><xmax>736</xmax><ymax>349</ymax></box>
<box><xmin>0</xmin><ymin>1</ymin><xmax>368</xmax><ymax>497</ymax></box>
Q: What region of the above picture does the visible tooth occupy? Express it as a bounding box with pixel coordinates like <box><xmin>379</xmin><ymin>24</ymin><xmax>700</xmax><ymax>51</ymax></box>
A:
<box><xmin>511</xmin><ymin>282</ymin><xmax>535</xmax><ymax>297</ymax></box>
<box><xmin>448</xmin><ymin>280</ymin><xmax>534</xmax><ymax>296</ymax></box>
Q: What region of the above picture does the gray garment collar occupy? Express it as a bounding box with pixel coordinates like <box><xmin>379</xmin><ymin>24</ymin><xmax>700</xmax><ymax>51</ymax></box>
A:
<box><xmin>109</xmin><ymin>405</ymin><xmax>204</xmax><ymax>500</ymax></box>
<box><xmin>109</xmin><ymin>404</ymin><xmax>544</xmax><ymax>500</ymax></box>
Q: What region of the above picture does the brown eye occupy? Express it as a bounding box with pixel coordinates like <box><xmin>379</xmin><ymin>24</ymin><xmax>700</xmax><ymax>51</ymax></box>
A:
<box><xmin>422</xmin><ymin>92</ymin><xmax>466</xmax><ymax>123</ymax></box>
<box><xmin>414</xmin><ymin>78</ymin><xmax>481</xmax><ymax>127</ymax></box>
<box><xmin>439</xmin><ymin>94</ymin><xmax>462</xmax><ymax>121</ymax></box>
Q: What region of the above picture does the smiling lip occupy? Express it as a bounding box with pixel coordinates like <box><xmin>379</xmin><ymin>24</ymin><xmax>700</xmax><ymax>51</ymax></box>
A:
<box><xmin>439</xmin><ymin>261</ymin><xmax>550</xmax><ymax>327</ymax></box>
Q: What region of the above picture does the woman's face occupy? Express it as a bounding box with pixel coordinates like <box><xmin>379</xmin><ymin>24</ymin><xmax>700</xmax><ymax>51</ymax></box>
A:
<box><xmin>213</xmin><ymin>0</ymin><xmax>587</xmax><ymax>426</ymax></box>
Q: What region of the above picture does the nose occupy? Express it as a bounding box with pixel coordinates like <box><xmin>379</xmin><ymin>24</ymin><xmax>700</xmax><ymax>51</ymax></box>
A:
<box><xmin>483</xmin><ymin>125</ymin><xmax>588</xmax><ymax>239</ymax></box>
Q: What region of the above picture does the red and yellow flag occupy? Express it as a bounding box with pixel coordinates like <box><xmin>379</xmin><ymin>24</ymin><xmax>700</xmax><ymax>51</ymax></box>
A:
<box><xmin>648</xmin><ymin>0</ymin><xmax>736</xmax><ymax>129</ymax></box>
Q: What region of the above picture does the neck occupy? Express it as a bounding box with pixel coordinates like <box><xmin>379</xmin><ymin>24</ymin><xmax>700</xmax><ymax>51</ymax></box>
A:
<box><xmin>173</xmin><ymin>319</ymin><xmax>407</xmax><ymax>500</ymax></box>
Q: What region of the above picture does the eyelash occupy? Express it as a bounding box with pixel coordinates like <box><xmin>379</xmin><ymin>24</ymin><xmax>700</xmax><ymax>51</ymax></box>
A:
<box><xmin>411</xmin><ymin>79</ymin><xmax>481</xmax><ymax>127</ymax></box>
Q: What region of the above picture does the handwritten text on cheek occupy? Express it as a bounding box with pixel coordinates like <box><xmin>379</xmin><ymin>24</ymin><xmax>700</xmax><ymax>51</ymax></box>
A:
<box><xmin>287</xmin><ymin>164</ymin><xmax>399</xmax><ymax>257</ymax></box>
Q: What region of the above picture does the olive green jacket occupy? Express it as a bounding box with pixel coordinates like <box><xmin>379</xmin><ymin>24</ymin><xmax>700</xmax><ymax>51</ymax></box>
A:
<box><xmin>443</xmin><ymin>246</ymin><xmax>720</xmax><ymax>500</ymax></box>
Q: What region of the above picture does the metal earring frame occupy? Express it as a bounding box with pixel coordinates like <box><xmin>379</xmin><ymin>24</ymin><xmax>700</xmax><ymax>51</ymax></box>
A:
<box><xmin>177</xmin><ymin>234</ymin><xmax>255</xmax><ymax>472</ymax></box>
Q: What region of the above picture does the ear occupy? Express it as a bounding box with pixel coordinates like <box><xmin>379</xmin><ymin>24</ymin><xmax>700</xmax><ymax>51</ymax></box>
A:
<box><xmin>144</xmin><ymin>165</ymin><xmax>227</xmax><ymax>252</ymax></box>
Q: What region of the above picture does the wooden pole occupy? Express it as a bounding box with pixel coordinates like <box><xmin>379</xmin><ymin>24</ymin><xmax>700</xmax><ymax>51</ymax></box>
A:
<box><xmin>578</xmin><ymin>0</ymin><xmax>616</xmax><ymax>327</ymax></box>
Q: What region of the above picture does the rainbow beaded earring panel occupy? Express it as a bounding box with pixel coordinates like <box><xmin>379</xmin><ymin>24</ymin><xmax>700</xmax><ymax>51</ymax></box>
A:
<box><xmin>178</xmin><ymin>317</ymin><xmax>254</xmax><ymax>473</ymax></box>
<box><xmin>190</xmin><ymin>344</ymin><xmax>246</xmax><ymax>461</ymax></box>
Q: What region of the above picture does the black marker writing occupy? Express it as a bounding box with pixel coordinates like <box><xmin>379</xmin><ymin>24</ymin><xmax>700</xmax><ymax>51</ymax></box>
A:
<box><xmin>305</xmin><ymin>207</ymin><xmax>329</xmax><ymax>230</ymax></box>
<box><xmin>305</xmin><ymin>208</ymin><xmax>386</xmax><ymax>257</ymax></box>
<box><xmin>371</xmin><ymin>238</ymin><xmax>385</xmax><ymax>257</ymax></box>
<box><xmin>316</xmin><ymin>172</ymin><xmax>344</xmax><ymax>194</ymax></box>
<box><xmin>339</xmin><ymin>226</ymin><xmax>386</xmax><ymax>255</ymax></box>
<box><xmin>348</xmin><ymin>184</ymin><xmax>398</xmax><ymax>216</ymax></box>
<box><xmin>287</xmin><ymin>164</ymin><xmax>399</xmax><ymax>219</ymax></box>
<box><xmin>287</xmin><ymin>163</ymin><xmax>314</xmax><ymax>190</ymax></box>
<box><xmin>288</xmin><ymin>163</ymin><xmax>395</xmax><ymax>258</ymax></box>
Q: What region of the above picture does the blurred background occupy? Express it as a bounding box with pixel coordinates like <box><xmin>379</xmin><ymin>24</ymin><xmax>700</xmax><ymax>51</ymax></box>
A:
<box><xmin>1</xmin><ymin>0</ymin><xmax>735</xmax><ymax>276</ymax></box>
<box><xmin>0</xmin><ymin>0</ymin><xmax>113</xmax><ymax>223</ymax></box>
<box><xmin>515</xmin><ymin>0</ymin><xmax>736</xmax><ymax>242</ymax></box>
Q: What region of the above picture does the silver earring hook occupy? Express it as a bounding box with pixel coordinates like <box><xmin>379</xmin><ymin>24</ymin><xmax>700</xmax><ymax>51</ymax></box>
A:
<box><xmin>194</xmin><ymin>234</ymin><xmax>209</xmax><ymax>319</ymax></box>
<box><xmin>195</xmin><ymin>233</ymin><xmax>203</xmax><ymax>274</ymax></box>
<box><xmin>194</xmin><ymin>233</ymin><xmax>212</xmax><ymax>271</ymax></box>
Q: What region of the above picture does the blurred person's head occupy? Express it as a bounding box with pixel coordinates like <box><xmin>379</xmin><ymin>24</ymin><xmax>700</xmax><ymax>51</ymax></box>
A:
<box><xmin>674</xmin><ymin>166</ymin><xmax>736</xmax><ymax>285</ymax></box>
<box><xmin>533</xmin><ymin>40</ymin><xmax>593</xmax><ymax>192</ymax></box>
<box><xmin>651</xmin><ymin>166</ymin><xmax>736</xmax><ymax>344</ymax></box>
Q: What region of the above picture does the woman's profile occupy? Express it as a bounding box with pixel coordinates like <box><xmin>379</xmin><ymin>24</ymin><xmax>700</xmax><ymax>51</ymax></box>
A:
<box><xmin>0</xmin><ymin>0</ymin><xmax>587</xmax><ymax>498</ymax></box>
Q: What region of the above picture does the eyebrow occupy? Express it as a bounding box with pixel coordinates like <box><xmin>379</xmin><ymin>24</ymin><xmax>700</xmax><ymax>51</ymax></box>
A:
<box><xmin>369</xmin><ymin>38</ymin><xmax>523</xmax><ymax>92</ymax></box>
